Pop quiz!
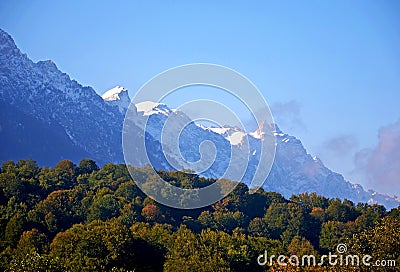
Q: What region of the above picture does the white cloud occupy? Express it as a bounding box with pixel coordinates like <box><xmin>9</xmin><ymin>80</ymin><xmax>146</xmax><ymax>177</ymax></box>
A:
<box><xmin>354</xmin><ymin>119</ymin><xmax>400</xmax><ymax>196</ymax></box>
<box><xmin>270</xmin><ymin>100</ymin><xmax>306</xmax><ymax>133</ymax></box>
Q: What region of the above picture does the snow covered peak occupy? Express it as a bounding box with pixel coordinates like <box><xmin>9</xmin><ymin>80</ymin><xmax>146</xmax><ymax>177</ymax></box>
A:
<box><xmin>250</xmin><ymin>125</ymin><xmax>265</xmax><ymax>139</ymax></box>
<box><xmin>203</xmin><ymin>126</ymin><xmax>247</xmax><ymax>145</ymax></box>
<box><xmin>227</xmin><ymin>131</ymin><xmax>247</xmax><ymax>145</ymax></box>
<box><xmin>208</xmin><ymin>126</ymin><xmax>232</xmax><ymax>135</ymax></box>
<box><xmin>135</xmin><ymin>101</ymin><xmax>172</xmax><ymax>116</ymax></box>
<box><xmin>102</xmin><ymin>86</ymin><xmax>128</xmax><ymax>101</ymax></box>
<box><xmin>102</xmin><ymin>86</ymin><xmax>131</xmax><ymax>114</ymax></box>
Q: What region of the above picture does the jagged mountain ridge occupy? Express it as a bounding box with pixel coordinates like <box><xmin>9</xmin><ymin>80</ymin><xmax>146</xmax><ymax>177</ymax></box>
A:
<box><xmin>0</xmin><ymin>28</ymin><xmax>398</xmax><ymax>208</ymax></box>
<box><xmin>133</xmin><ymin>101</ymin><xmax>400</xmax><ymax>209</ymax></box>
<box><xmin>0</xmin><ymin>29</ymin><xmax>129</xmax><ymax>164</ymax></box>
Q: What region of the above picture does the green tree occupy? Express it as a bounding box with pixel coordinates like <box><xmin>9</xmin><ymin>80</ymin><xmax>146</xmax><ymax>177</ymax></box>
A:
<box><xmin>16</xmin><ymin>159</ymin><xmax>40</xmax><ymax>182</ymax></box>
<box><xmin>5</xmin><ymin>212</ymin><xmax>25</xmax><ymax>247</ymax></box>
<box><xmin>50</xmin><ymin>220</ymin><xmax>154</xmax><ymax>272</ymax></box>
<box><xmin>213</xmin><ymin>210</ymin><xmax>248</xmax><ymax>233</ymax></box>
<box><xmin>387</xmin><ymin>206</ymin><xmax>400</xmax><ymax>218</ymax></box>
<box><xmin>319</xmin><ymin>221</ymin><xmax>352</xmax><ymax>252</ymax></box>
<box><xmin>118</xmin><ymin>203</ymin><xmax>139</xmax><ymax>226</ymax></box>
<box><xmin>264</xmin><ymin>202</ymin><xmax>305</xmax><ymax>244</ymax></box>
<box><xmin>28</xmin><ymin>189</ymin><xmax>79</xmax><ymax>233</ymax></box>
<box><xmin>287</xmin><ymin>235</ymin><xmax>317</xmax><ymax>256</ymax></box>
<box><xmin>350</xmin><ymin>216</ymin><xmax>400</xmax><ymax>272</ymax></box>
<box><xmin>115</xmin><ymin>180</ymin><xmax>140</xmax><ymax>200</ymax></box>
<box><xmin>16</xmin><ymin>228</ymin><xmax>49</xmax><ymax>256</ymax></box>
<box><xmin>38</xmin><ymin>165</ymin><xmax>75</xmax><ymax>193</ymax></box>
<box><xmin>198</xmin><ymin>210</ymin><xmax>214</xmax><ymax>229</ymax></box>
<box><xmin>77</xmin><ymin>158</ymin><xmax>99</xmax><ymax>175</ymax></box>
<box><xmin>248</xmin><ymin>217</ymin><xmax>269</xmax><ymax>237</ymax></box>
<box><xmin>87</xmin><ymin>192</ymin><xmax>122</xmax><ymax>222</ymax></box>
<box><xmin>290</xmin><ymin>192</ymin><xmax>329</xmax><ymax>213</ymax></box>
<box><xmin>325</xmin><ymin>198</ymin><xmax>360</xmax><ymax>223</ymax></box>
<box><xmin>0</xmin><ymin>160</ymin><xmax>41</xmax><ymax>205</ymax></box>
<box><xmin>164</xmin><ymin>226</ymin><xmax>230</xmax><ymax>272</ymax></box>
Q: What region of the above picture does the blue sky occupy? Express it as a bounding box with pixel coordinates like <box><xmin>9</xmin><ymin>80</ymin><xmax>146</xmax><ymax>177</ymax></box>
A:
<box><xmin>1</xmin><ymin>1</ymin><xmax>399</xmax><ymax>195</ymax></box>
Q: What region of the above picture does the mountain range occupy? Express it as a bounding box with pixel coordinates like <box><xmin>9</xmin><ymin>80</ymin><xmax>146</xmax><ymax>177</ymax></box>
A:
<box><xmin>0</xmin><ymin>28</ymin><xmax>398</xmax><ymax>209</ymax></box>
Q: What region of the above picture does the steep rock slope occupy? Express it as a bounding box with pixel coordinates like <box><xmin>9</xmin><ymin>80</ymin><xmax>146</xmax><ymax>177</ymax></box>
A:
<box><xmin>0</xmin><ymin>29</ymin><xmax>125</xmax><ymax>164</ymax></box>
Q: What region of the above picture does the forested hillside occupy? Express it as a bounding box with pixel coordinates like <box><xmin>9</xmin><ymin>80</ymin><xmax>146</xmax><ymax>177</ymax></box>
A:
<box><xmin>0</xmin><ymin>159</ymin><xmax>399</xmax><ymax>271</ymax></box>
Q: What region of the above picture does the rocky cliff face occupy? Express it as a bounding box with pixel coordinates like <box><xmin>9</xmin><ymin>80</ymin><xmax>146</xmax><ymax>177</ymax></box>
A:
<box><xmin>0</xmin><ymin>29</ymin><xmax>126</xmax><ymax>164</ymax></box>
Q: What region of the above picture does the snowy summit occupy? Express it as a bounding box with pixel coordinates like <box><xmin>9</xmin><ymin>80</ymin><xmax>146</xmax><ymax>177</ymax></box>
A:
<box><xmin>135</xmin><ymin>101</ymin><xmax>173</xmax><ymax>116</ymax></box>
<box><xmin>102</xmin><ymin>86</ymin><xmax>127</xmax><ymax>101</ymax></box>
<box><xmin>102</xmin><ymin>86</ymin><xmax>131</xmax><ymax>114</ymax></box>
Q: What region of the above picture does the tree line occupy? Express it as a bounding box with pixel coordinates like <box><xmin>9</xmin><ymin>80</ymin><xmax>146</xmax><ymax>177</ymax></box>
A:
<box><xmin>0</xmin><ymin>159</ymin><xmax>399</xmax><ymax>271</ymax></box>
